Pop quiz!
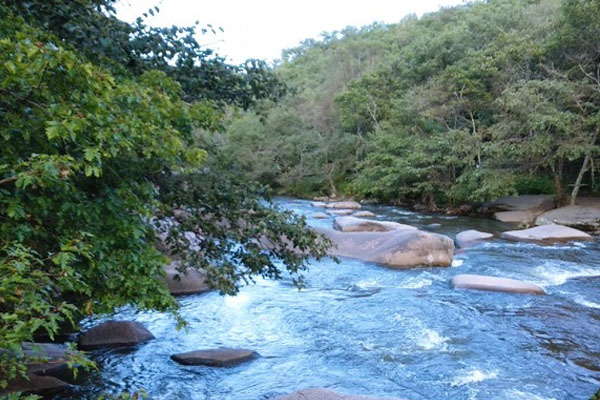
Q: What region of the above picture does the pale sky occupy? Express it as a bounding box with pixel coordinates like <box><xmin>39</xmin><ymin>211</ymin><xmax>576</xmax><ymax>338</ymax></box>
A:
<box><xmin>116</xmin><ymin>0</ymin><xmax>467</xmax><ymax>65</ymax></box>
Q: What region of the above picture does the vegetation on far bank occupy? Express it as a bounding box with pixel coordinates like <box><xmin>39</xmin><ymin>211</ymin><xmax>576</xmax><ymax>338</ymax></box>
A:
<box><xmin>224</xmin><ymin>0</ymin><xmax>600</xmax><ymax>210</ymax></box>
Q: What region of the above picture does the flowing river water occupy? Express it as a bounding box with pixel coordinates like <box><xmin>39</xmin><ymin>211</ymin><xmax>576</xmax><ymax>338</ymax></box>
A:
<box><xmin>63</xmin><ymin>198</ymin><xmax>600</xmax><ymax>400</ymax></box>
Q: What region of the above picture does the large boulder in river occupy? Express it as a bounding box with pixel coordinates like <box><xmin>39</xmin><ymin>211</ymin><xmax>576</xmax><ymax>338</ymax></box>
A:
<box><xmin>501</xmin><ymin>224</ymin><xmax>592</xmax><ymax>244</ymax></box>
<box><xmin>455</xmin><ymin>230</ymin><xmax>493</xmax><ymax>248</ymax></box>
<box><xmin>171</xmin><ymin>348</ymin><xmax>257</xmax><ymax>367</ymax></box>
<box><xmin>450</xmin><ymin>274</ymin><xmax>545</xmax><ymax>295</ymax></box>
<box><xmin>316</xmin><ymin>227</ymin><xmax>454</xmax><ymax>268</ymax></box>
<box><xmin>536</xmin><ymin>201</ymin><xmax>600</xmax><ymax>231</ymax></box>
<box><xmin>272</xmin><ymin>388</ymin><xmax>403</xmax><ymax>400</ymax></box>
<box><xmin>164</xmin><ymin>262</ymin><xmax>210</xmax><ymax>296</ymax></box>
<box><xmin>23</xmin><ymin>343</ymin><xmax>75</xmax><ymax>380</ymax></box>
<box><xmin>78</xmin><ymin>321</ymin><xmax>154</xmax><ymax>350</ymax></box>
<box><xmin>325</xmin><ymin>201</ymin><xmax>362</xmax><ymax>210</ymax></box>
<box><xmin>333</xmin><ymin>216</ymin><xmax>417</xmax><ymax>233</ymax></box>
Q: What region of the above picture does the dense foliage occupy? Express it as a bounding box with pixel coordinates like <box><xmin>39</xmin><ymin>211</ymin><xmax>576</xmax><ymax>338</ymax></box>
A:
<box><xmin>225</xmin><ymin>0</ymin><xmax>600</xmax><ymax>208</ymax></box>
<box><xmin>0</xmin><ymin>1</ymin><xmax>329</xmax><ymax>395</ymax></box>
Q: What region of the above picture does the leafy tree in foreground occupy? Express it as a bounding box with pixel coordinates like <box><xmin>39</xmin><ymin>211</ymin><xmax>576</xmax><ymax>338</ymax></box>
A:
<box><xmin>0</xmin><ymin>2</ymin><xmax>329</xmax><ymax>395</ymax></box>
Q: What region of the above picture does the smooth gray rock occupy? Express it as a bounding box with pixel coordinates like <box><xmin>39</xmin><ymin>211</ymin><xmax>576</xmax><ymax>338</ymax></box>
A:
<box><xmin>78</xmin><ymin>321</ymin><xmax>154</xmax><ymax>350</ymax></box>
<box><xmin>486</xmin><ymin>195</ymin><xmax>554</xmax><ymax>212</ymax></box>
<box><xmin>311</xmin><ymin>201</ymin><xmax>327</xmax><ymax>207</ymax></box>
<box><xmin>450</xmin><ymin>274</ymin><xmax>545</xmax><ymax>295</ymax></box>
<box><xmin>494</xmin><ymin>210</ymin><xmax>540</xmax><ymax>225</ymax></box>
<box><xmin>22</xmin><ymin>343</ymin><xmax>74</xmax><ymax>379</ymax></box>
<box><xmin>272</xmin><ymin>388</ymin><xmax>403</xmax><ymax>400</ymax></box>
<box><xmin>455</xmin><ymin>230</ymin><xmax>493</xmax><ymax>248</ymax></box>
<box><xmin>171</xmin><ymin>348</ymin><xmax>257</xmax><ymax>367</ymax></box>
<box><xmin>164</xmin><ymin>262</ymin><xmax>210</xmax><ymax>296</ymax></box>
<box><xmin>333</xmin><ymin>216</ymin><xmax>417</xmax><ymax>233</ymax></box>
<box><xmin>501</xmin><ymin>224</ymin><xmax>592</xmax><ymax>244</ymax></box>
<box><xmin>317</xmin><ymin>227</ymin><xmax>454</xmax><ymax>268</ymax></box>
<box><xmin>312</xmin><ymin>212</ymin><xmax>329</xmax><ymax>219</ymax></box>
<box><xmin>325</xmin><ymin>201</ymin><xmax>362</xmax><ymax>210</ymax></box>
<box><xmin>536</xmin><ymin>204</ymin><xmax>600</xmax><ymax>231</ymax></box>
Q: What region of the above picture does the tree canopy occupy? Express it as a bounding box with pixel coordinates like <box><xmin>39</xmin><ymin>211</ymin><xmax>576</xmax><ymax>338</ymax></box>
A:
<box><xmin>0</xmin><ymin>1</ymin><xmax>328</xmax><ymax>395</ymax></box>
<box><xmin>224</xmin><ymin>0</ymin><xmax>600</xmax><ymax>208</ymax></box>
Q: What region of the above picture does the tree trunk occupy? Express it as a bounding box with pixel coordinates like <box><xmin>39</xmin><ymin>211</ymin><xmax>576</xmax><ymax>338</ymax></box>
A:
<box><xmin>552</xmin><ymin>157</ymin><xmax>567</xmax><ymax>206</ymax></box>
<box><xmin>326</xmin><ymin>164</ymin><xmax>337</xmax><ymax>198</ymax></box>
<box><xmin>571</xmin><ymin>129</ymin><xmax>598</xmax><ymax>205</ymax></box>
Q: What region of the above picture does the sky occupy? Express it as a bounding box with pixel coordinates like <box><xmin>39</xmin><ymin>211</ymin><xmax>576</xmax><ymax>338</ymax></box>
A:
<box><xmin>115</xmin><ymin>0</ymin><xmax>467</xmax><ymax>65</ymax></box>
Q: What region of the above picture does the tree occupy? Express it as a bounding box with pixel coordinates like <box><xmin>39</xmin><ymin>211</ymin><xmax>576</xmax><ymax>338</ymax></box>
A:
<box><xmin>0</xmin><ymin>2</ymin><xmax>329</xmax><ymax>395</ymax></box>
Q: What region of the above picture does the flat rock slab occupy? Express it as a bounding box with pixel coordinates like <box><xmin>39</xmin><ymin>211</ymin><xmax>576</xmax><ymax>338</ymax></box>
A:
<box><xmin>311</xmin><ymin>201</ymin><xmax>327</xmax><ymax>207</ymax></box>
<box><xmin>494</xmin><ymin>210</ymin><xmax>541</xmax><ymax>225</ymax></box>
<box><xmin>536</xmin><ymin>205</ymin><xmax>600</xmax><ymax>231</ymax></box>
<box><xmin>328</xmin><ymin>209</ymin><xmax>355</xmax><ymax>216</ymax></box>
<box><xmin>171</xmin><ymin>348</ymin><xmax>257</xmax><ymax>367</ymax></box>
<box><xmin>450</xmin><ymin>274</ymin><xmax>545</xmax><ymax>295</ymax></box>
<box><xmin>486</xmin><ymin>195</ymin><xmax>554</xmax><ymax>212</ymax></box>
<box><xmin>78</xmin><ymin>321</ymin><xmax>154</xmax><ymax>350</ymax></box>
<box><xmin>455</xmin><ymin>230</ymin><xmax>493</xmax><ymax>248</ymax></box>
<box><xmin>353</xmin><ymin>211</ymin><xmax>376</xmax><ymax>218</ymax></box>
<box><xmin>333</xmin><ymin>216</ymin><xmax>417</xmax><ymax>233</ymax></box>
<box><xmin>272</xmin><ymin>388</ymin><xmax>403</xmax><ymax>400</ymax></box>
<box><xmin>312</xmin><ymin>212</ymin><xmax>329</xmax><ymax>219</ymax></box>
<box><xmin>325</xmin><ymin>201</ymin><xmax>362</xmax><ymax>210</ymax></box>
<box><xmin>164</xmin><ymin>262</ymin><xmax>210</xmax><ymax>296</ymax></box>
<box><xmin>316</xmin><ymin>227</ymin><xmax>454</xmax><ymax>268</ymax></box>
<box><xmin>501</xmin><ymin>224</ymin><xmax>592</xmax><ymax>244</ymax></box>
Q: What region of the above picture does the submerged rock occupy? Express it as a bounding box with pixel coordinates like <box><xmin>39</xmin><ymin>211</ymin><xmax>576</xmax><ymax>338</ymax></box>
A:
<box><xmin>328</xmin><ymin>209</ymin><xmax>355</xmax><ymax>216</ymax></box>
<box><xmin>325</xmin><ymin>201</ymin><xmax>362</xmax><ymax>210</ymax></box>
<box><xmin>501</xmin><ymin>224</ymin><xmax>592</xmax><ymax>244</ymax></box>
<box><xmin>164</xmin><ymin>262</ymin><xmax>210</xmax><ymax>296</ymax></box>
<box><xmin>353</xmin><ymin>210</ymin><xmax>376</xmax><ymax>218</ymax></box>
<box><xmin>450</xmin><ymin>274</ymin><xmax>545</xmax><ymax>295</ymax></box>
<box><xmin>333</xmin><ymin>216</ymin><xmax>417</xmax><ymax>233</ymax></box>
<box><xmin>455</xmin><ymin>230</ymin><xmax>493</xmax><ymax>248</ymax></box>
<box><xmin>312</xmin><ymin>212</ymin><xmax>329</xmax><ymax>219</ymax></box>
<box><xmin>272</xmin><ymin>388</ymin><xmax>403</xmax><ymax>400</ymax></box>
<box><xmin>78</xmin><ymin>321</ymin><xmax>154</xmax><ymax>350</ymax></box>
<box><xmin>317</xmin><ymin>227</ymin><xmax>454</xmax><ymax>268</ymax></box>
<box><xmin>171</xmin><ymin>348</ymin><xmax>257</xmax><ymax>367</ymax></box>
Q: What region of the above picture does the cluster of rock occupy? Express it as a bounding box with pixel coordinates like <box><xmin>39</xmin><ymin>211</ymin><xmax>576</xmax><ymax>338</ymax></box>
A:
<box><xmin>486</xmin><ymin>195</ymin><xmax>600</xmax><ymax>232</ymax></box>
<box><xmin>312</xmin><ymin>201</ymin><xmax>455</xmax><ymax>268</ymax></box>
<box><xmin>3</xmin><ymin>320</ymin><xmax>259</xmax><ymax>397</ymax></box>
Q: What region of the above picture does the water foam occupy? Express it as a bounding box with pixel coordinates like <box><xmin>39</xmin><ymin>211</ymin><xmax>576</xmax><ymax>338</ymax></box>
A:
<box><xmin>530</xmin><ymin>262</ymin><xmax>600</xmax><ymax>287</ymax></box>
<box><xmin>452</xmin><ymin>259</ymin><xmax>464</xmax><ymax>267</ymax></box>
<box><xmin>451</xmin><ymin>369</ymin><xmax>498</xmax><ymax>386</ymax></box>
<box><xmin>417</xmin><ymin>329</ymin><xmax>449</xmax><ymax>350</ymax></box>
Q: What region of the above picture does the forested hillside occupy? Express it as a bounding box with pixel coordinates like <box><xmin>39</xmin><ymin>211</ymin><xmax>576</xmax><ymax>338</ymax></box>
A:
<box><xmin>224</xmin><ymin>0</ymin><xmax>600</xmax><ymax>210</ymax></box>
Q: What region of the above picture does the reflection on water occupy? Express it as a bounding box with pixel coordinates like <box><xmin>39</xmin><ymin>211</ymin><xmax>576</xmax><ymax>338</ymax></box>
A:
<box><xmin>61</xmin><ymin>198</ymin><xmax>600</xmax><ymax>400</ymax></box>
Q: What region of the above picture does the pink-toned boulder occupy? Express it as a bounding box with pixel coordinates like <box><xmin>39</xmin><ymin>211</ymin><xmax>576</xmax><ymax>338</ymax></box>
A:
<box><xmin>333</xmin><ymin>216</ymin><xmax>417</xmax><ymax>233</ymax></box>
<box><xmin>353</xmin><ymin>211</ymin><xmax>376</xmax><ymax>218</ymax></box>
<box><xmin>312</xmin><ymin>212</ymin><xmax>329</xmax><ymax>219</ymax></box>
<box><xmin>455</xmin><ymin>230</ymin><xmax>493</xmax><ymax>248</ymax></box>
<box><xmin>316</xmin><ymin>227</ymin><xmax>454</xmax><ymax>268</ymax></box>
<box><xmin>171</xmin><ymin>348</ymin><xmax>257</xmax><ymax>367</ymax></box>
<box><xmin>501</xmin><ymin>224</ymin><xmax>592</xmax><ymax>244</ymax></box>
<box><xmin>325</xmin><ymin>201</ymin><xmax>362</xmax><ymax>210</ymax></box>
<box><xmin>272</xmin><ymin>388</ymin><xmax>402</xmax><ymax>400</ymax></box>
<box><xmin>450</xmin><ymin>274</ymin><xmax>544</xmax><ymax>295</ymax></box>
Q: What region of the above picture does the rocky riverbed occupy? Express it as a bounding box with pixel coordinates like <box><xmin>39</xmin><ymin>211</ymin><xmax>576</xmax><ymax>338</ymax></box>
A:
<box><xmin>30</xmin><ymin>197</ymin><xmax>600</xmax><ymax>400</ymax></box>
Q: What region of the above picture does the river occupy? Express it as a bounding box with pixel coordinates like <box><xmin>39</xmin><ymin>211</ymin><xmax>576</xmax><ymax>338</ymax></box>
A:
<box><xmin>61</xmin><ymin>197</ymin><xmax>600</xmax><ymax>400</ymax></box>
